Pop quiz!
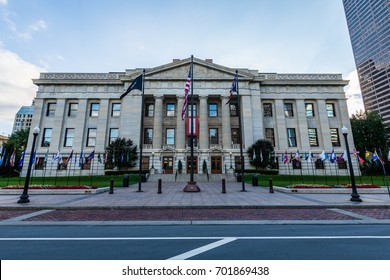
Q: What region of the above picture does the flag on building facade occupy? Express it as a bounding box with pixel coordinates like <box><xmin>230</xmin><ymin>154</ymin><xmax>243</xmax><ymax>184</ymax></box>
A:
<box><xmin>64</xmin><ymin>150</ymin><xmax>73</xmax><ymax>165</ymax></box>
<box><xmin>51</xmin><ymin>150</ymin><xmax>60</xmax><ymax>163</ymax></box>
<box><xmin>283</xmin><ymin>151</ymin><xmax>288</xmax><ymax>164</ymax></box>
<box><xmin>372</xmin><ymin>150</ymin><xmax>384</xmax><ymax>164</ymax></box>
<box><xmin>330</xmin><ymin>149</ymin><xmax>336</xmax><ymax>163</ymax></box>
<box><xmin>225</xmin><ymin>75</ymin><xmax>238</xmax><ymax>105</ymax></box>
<box><xmin>0</xmin><ymin>144</ymin><xmax>3</xmax><ymax>155</ymax></box>
<box><xmin>295</xmin><ymin>150</ymin><xmax>301</xmax><ymax>161</ymax></box>
<box><xmin>0</xmin><ymin>148</ymin><xmax>6</xmax><ymax>166</ymax></box>
<box><xmin>18</xmin><ymin>149</ymin><xmax>26</xmax><ymax>168</ymax></box>
<box><xmin>388</xmin><ymin>149</ymin><xmax>390</xmax><ymax>161</ymax></box>
<box><xmin>365</xmin><ymin>150</ymin><xmax>373</xmax><ymax>162</ymax></box>
<box><xmin>181</xmin><ymin>68</ymin><xmax>191</xmax><ymax>120</ymax></box>
<box><xmin>352</xmin><ymin>148</ymin><xmax>365</xmax><ymax>164</ymax></box>
<box><xmin>79</xmin><ymin>149</ymin><xmax>84</xmax><ymax>167</ymax></box>
<box><xmin>319</xmin><ymin>151</ymin><xmax>328</xmax><ymax>161</ymax></box>
<box><xmin>86</xmin><ymin>150</ymin><xmax>95</xmax><ymax>162</ymax></box>
<box><xmin>98</xmin><ymin>153</ymin><xmax>102</xmax><ymax>163</ymax></box>
<box><xmin>9</xmin><ymin>148</ymin><xmax>16</xmax><ymax>167</ymax></box>
<box><xmin>120</xmin><ymin>74</ymin><xmax>143</xmax><ymax>99</ymax></box>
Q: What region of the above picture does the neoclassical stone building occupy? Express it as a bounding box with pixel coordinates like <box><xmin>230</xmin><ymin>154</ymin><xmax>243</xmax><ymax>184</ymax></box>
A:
<box><xmin>24</xmin><ymin>57</ymin><xmax>357</xmax><ymax>176</ymax></box>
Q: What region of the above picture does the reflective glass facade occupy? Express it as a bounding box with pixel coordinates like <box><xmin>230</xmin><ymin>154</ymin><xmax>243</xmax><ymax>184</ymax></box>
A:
<box><xmin>343</xmin><ymin>0</ymin><xmax>390</xmax><ymax>124</ymax></box>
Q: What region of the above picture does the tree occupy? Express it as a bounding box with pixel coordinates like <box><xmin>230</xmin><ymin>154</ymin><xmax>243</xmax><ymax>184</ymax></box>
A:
<box><xmin>247</xmin><ymin>139</ymin><xmax>274</xmax><ymax>169</ymax></box>
<box><xmin>104</xmin><ymin>138</ymin><xmax>138</xmax><ymax>170</ymax></box>
<box><xmin>350</xmin><ymin>111</ymin><xmax>390</xmax><ymax>159</ymax></box>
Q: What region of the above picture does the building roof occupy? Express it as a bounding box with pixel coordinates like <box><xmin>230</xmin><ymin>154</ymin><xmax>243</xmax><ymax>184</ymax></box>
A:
<box><xmin>16</xmin><ymin>106</ymin><xmax>34</xmax><ymax>115</ymax></box>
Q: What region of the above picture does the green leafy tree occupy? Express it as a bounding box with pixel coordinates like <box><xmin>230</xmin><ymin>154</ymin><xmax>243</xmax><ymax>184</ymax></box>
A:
<box><xmin>350</xmin><ymin>111</ymin><xmax>390</xmax><ymax>158</ymax></box>
<box><xmin>104</xmin><ymin>138</ymin><xmax>138</xmax><ymax>170</ymax></box>
<box><xmin>247</xmin><ymin>139</ymin><xmax>274</xmax><ymax>169</ymax></box>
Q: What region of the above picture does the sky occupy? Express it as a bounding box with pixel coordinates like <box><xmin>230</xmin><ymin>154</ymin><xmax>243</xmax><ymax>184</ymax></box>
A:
<box><xmin>0</xmin><ymin>0</ymin><xmax>364</xmax><ymax>136</ymax></box>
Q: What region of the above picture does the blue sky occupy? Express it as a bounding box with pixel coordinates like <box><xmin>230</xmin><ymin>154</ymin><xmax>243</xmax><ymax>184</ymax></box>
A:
<box><xmin>0</xmin><ymin>0</ymin><xmax>363</xmax><ymax>136</ymax></box>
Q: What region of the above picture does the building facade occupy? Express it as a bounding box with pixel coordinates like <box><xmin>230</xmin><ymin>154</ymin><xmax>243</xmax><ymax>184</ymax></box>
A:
<box><xmin>24</xmin><ymin>57</ymin><xmax>357</xmax><ymax>176</ymax></box>
<box><xmin>343</xmin><ymin>0</ymin><xmax>390</xmax><ymax>124</ymax></box>
<box><xmin>13</xmin><ymin>106</ymin><xmax>34</xmax><ymax>133</ymax></box>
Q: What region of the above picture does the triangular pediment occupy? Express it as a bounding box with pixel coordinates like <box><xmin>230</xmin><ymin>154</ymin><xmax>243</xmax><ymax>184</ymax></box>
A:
<box><xmin>127</xmin><ymin>57</ymin><xmax>256</xmax><ymax>81</ymax></box>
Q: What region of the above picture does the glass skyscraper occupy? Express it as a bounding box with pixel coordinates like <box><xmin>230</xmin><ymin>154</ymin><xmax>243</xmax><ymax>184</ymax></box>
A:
<box><xmin>343</xmin><ymin>0</ymin><xmax>390</xmax><ymax>124</ymax></box>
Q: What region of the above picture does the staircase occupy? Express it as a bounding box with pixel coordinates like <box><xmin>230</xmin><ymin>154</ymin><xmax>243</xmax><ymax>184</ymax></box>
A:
<box><xmin>147</xmin><ymin>173</ymin><xmax>236</xmax><ymax>182</ymax></box>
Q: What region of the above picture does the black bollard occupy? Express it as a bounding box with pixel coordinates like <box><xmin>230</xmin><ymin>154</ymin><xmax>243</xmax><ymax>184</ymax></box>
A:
<box><xmin>269</xmin><ymin>177</ymin><xmax>274</xmax><ymax>193</ymax></box>
<box><xmin>109</xmin><ymin>179</ymin><xmax>114</xmax><ymax>194</ymax></box>
<box><xmin>222</xmin><ymin>179</ymin><xmax>226</xmax><ymax>193</ymax></box>
<box><xmin>157</xmin><ymin>179</ymin><xmax>162</xmax><ymax>194</ymax></box>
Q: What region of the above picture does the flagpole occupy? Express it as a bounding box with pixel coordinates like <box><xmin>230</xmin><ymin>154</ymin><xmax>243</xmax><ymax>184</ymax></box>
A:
<box><xmin>137</xmin><ymin>69</ymin><xmax>146</xmax><ymax>192</ymax></box>
<box><xmin>235</xmin><ymin>70</ymin><xmax>246</xmax><ymax>192</ymax></box>
<box><xmin>184</xmin><ymin>55</ymin><xmax>200</xmax><ymax>192</ymax></box>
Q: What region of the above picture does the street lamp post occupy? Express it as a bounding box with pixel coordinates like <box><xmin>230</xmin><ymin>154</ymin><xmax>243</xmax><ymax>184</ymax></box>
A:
<box><xmin>18</xmin><ymin>126</ymin><xmax>40</xmax><ymax>204</ymax></box>
<box><xmin>151</xmin><ymin>152</ymin><xmax>155</xmax><ymax>169</ymax></box>
<box><xmin>341</xmin><ymin>126</ymin><xmax>362</xmax><ymax>202</ymax></box>
<box><xmin>229</xmin><ymin>152</ymin><xmax>233</xmax><ymax>169</ymax></box>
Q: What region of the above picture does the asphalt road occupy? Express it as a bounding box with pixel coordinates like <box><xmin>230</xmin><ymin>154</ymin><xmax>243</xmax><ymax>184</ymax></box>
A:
<box><xmin>1</xmin><ymin>224</ymin><xmax>390</xmax><ymax>260</ymax></box>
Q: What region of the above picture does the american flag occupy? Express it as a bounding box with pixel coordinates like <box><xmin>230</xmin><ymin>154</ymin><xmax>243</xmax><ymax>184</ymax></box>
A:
<box><xmin>225</xmin><ymin>75</ymin><xmax>237</xmax><ymax>105</ymax></box>
<box><xmin>181</xmin><ymin>68</ymin><xmax>191</xmax><ymax>120</ymax></box>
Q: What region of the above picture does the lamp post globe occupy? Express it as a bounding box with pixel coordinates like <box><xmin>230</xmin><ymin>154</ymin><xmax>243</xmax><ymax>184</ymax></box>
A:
<box><xmin>341</xmin><ymin>126</ymin><xmax>362</xmax><ymax>202</ymax></box>
<box><xmin>18</xmin><ymin>127</ymin><xmax>40</xmax><ymax>204</ymax></box>
<box><xmin>151</xmin><ymin>152</ymin><xmax>155</xmax><ymax>169</ymax></box>
<box><xmin>229</xmin><ymin>152</ymin><xmax>233</xmax><ymax>169</ymax></box>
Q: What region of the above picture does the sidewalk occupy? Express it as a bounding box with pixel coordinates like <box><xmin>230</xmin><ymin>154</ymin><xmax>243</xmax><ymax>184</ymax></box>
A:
<box><xmin>1</xmin><ymin>182</ymin><xmax>390</xmax><ymax>225</ymax></box>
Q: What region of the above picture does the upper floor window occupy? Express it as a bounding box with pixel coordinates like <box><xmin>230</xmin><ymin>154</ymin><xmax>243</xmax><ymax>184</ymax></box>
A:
<box><xmin>87</xmin><ymin>128</ymin><xmax>97</xmax><ymax>146</ymax></box>
<box><xmin>305</xmin><ymin>103</ymin><xmax>315</xmax><ymax>117</ymax></box>
<box><xmin>230</xmin><ymin>103</ymin><xmax>237</xmax><ymax>116</ymax></box>
<box><xmin>145</xmin><ymin>103</ymin><xmax>154</xmax><ymax>117</ymax></box>
<box><xmin>64</xmin><ymin>128</ymin><xmax>74</xmax><ymax>147</ymax></box>
<box><xmin>308</xmin><ymin>128</ymin><xmax>319</xmax><ymax>146</ymax></box>
<box><xmin>284</xmin><ymin>103</ymin><xmax>294</xmax><ymax>117</ymax></box>
<box><xmin>90</xmin><ymin>103</ymin><xmax>100</xmax><ymax>117</ymax></box>
<box><xmin>209</xmin><ymin>103</ymin><xmax>218</xmax><ymax>117</ymax></box>
<box><xmin>326</xmin><ymin>103</ymin><xmax>336</xmax><ymax>117</ymax></box>
<box><xmin>187</xmin><ymin>104</ymin><xmax>197</xmax><ymax>117</ymax></box>
<box><xmin>330</xmin><ymin>128</ymin><xmax>340</xmax><ymax>147</ymax></box>
<box><xmin>166</xmin><ymin>128</ymin><xmax>175</xmax><ymax>145</ymax></box>
<box><xmin>46</xmin><ymin>103</ymin><xmax>56</xmax><ymax>117</ymax></box>
<box><xmin>144</xmin><ymin>128</ymin><xmax>153</xmax><ymax>144</ymax></box>
<box><xmin>111</xmin><ymin>103</ymin><xmax>121</xmax><ymax>117</ymax></box>
<box><xmin>287</xmin><ymin>128</ymin><xmax>297</xmax><ymax>147</ymax></box>
<box><xmin>41</xmin><ymin>128</ymin><xmax>52</xmax><ymax>147</ymax></box>
<box><xmin>166</xmin><ymin>103</ymin><xmax>175</xmax><ymax>117</ymax></box>
<box><xmin>263</xmin><ymin>103</ymin><xmax>272</xmax><ymax>117</ymax></box>
<box><xmin>231</xmin><ymin>128</ymin><xmax>240</xmax><ymax>144</ymax></box>
<box><xmin>68</xmin><ymin>103</ymin><xmax>78</xmax><ymax>117</ymax></box>
<box><xmin>109</xmin><ymin>128</ymin><xmax>119</xmax><ymax>144</ymax></box>
<box><xmin>209</xmin><ymin>128</ymin><xmax>219</xmax><ymax>145</ymax></box>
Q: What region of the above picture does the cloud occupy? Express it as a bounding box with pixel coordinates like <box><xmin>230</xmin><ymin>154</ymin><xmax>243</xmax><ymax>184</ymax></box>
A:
<box><xmin>345</xmin><ymin>70</ymin><xmax>365</xmax><ymax>116</ymax></box>
<box><xmin>0</xmin><ymin>46</ymin><xmax>45</xmax><ymax>136</ymax></box>
<box><xmin>0</xmin><ymin>0</ymin><xmax>7</xmax><ymax>6</ymax></box>
<box><xmin>2</xmin><ymin>9</ymin><xmax>47</xmax><ymax>40</ymax></box>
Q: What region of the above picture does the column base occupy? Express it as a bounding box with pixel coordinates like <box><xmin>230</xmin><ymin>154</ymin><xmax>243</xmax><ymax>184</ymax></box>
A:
<box><xmin>183</xmin><ymin>181</ymin><xmax>201</xmax><ymax>192</ymax></box>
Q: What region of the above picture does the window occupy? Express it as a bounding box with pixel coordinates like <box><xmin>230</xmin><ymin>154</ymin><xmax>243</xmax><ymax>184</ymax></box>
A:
<box><xmin>292</xmin><ymin>160</ymin><xmax>301</xmax><ymax>169</ymax></box>
<box><xmin>284</xmin><ymin>103</ymin><xmax>294</xmax><ymax>117</ymax></box>
<box><xmin>315</xmin><ymin>158</ymin><xmax>325</xmax><ymax>169</ymax></box>
<box><xmin>90</xmin><ymin>103</ymin><xmax>100</xmax><ymax>117</ymax></box>
<box><xmin>330</xmin><ymin>128</ymin><xmax>340</xmax><ymax>146</ymax></box>
<box><xmin>265</xmin><ymin>128</ymin><xmax>275</xmax><ymax>146</ymax></box>
<box><xmin>338</xmin><ymin>159</ymin><xmax>347</xmax><ymax>169</ymax></box>
<box><xmin>187</xmin><ymin>104</ymin><xmax>197</xmax><ymax>117</ymax></box>
<box><xmin>308</xmin><ymin>128</ymin><xmax>319</xmax><ymax>146</ymax></box>
<box><xmin>209</xmin><ymin>103</ymin><xmax>218</xmax><ymax>117</ymax></box>
<box><xmin>166</xmin><ymin>128</ymin><xmax>175</xmax><ymax>145</ymax></box>
<box><xmin>326</xmin><ymin>103</ymin><xmax>336</xmax><ymax>117</ymax></box>
<box><xmin>68</xmin><ymin>103</ymin><xmax>78</xmax><ymax>117</ymax></box>
<box><xmin>144</xmin><ymin>128</ymin><xmax>153</xmax><ymax>144</ymax></box>
<box><xmin>46</xmin><ymin>103</ymin><xmax>56</xmax><ymax>117</ymax></box>
<box><xmin>41</xmin><ymin>128</ymin><xmax>52</xmax><ymax>147</ymax></box>
<box><xmin>287</xmin><ymin>128</ymin><xmax>297</xmax><ymax>147</ymax></box>
<box><xmin>35</xmin><ymin>157</ymin><xmax>45</xmax><ymax>170</ymax></box>
<box><xmin>263</xmin><ymin>103</ymin><xmax>273</xmax><ymax>117</ymax></box>
<box><xmin>109</xmin><ymin>128</ymin><xmax>119</xmax><ymax>144</ymax></box>
<box><xmin>305</xmin><ymin>103</ymin><xmax>314</xmax><ymax>117</ymax></box>
<box><xmin>166</xmin><ymin>103</ymin><xmax>176</xmax><ymax>117</ymax></box>
<box><xmin>64</xmin><ymin>128</ymin><xmax>74</xmax><ymax>147</ymax></box>
<box><xmin>231</xmin><ymin>128</ymin><xmax>240</xmax><ymax>144</ymax></box>
<box><xmin>234</xmin><ymin>156</ymin><xmax>242</xmax><ymax>171</ymax></box>
<box><xmin>209</xmin><ymin>128</ymin><xmax>218</xmax><ymax>144</ymax></box>
<box><xmin>230</xmin><ymin>103</ymin><xmax>237</xmax><ymax>116</ymax></box>
<box><xmin>87</xmin><ymin>128</ymin><xmax>97</xmax><ymax>146</ymax></box>
<box><xmin>141</xmin><ymin>156</ymin><xmax>150</xmax><ymax>170</ymax></box>
<box><xmin>111</xmin><ymin>103</ymin><xmax>121</xmax><ymax>117</ymax></box>
<box><xmin>145</xmin><ymin>103</ymin><xmax>154</xmax><ymax>117</ymax></box>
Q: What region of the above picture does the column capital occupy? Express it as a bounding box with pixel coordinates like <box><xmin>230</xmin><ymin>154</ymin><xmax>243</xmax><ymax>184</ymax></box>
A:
<box><xmin>176</xmin><ymin>95</ymin><xmax>184</xmax><ymax>99</ymax></box>
<box><xmin>199</xmin><ymin>95</ymin><xmax>208</xmax><ymax>100</ymax></box>
<box><xmin>154</xmin><ymin>94</ymin><xmax>164</xmax><ymax>100</ymax></box>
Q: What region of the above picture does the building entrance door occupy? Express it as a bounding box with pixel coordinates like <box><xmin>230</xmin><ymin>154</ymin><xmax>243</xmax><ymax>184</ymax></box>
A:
<box><xmin>211</xmin><ymin>156</ymin><xmax>222</xmax><ymax>174</ymax></box>
<box><xmin>162</xmin><ymin>156</ymin><xmax>174</xmax><ymax>174</ymax></box>
<box><xmin>186</xmin><ymin>156</ymin><xmax>198</xmax><ymax>174</ymax></box>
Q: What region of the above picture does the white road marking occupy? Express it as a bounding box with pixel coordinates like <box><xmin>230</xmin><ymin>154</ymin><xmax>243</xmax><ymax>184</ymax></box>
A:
<box><xmin>168</xmin><ymin>237</ymin><xmax>237</xmax><ymax>260</ymax></box>
<box><xmin>4</xmin><ymin>210</ymin><xmax>54</xmax><ymax>222</ymax></box>
<box><xmin>329</xmin><ymin>208</ymin><xmax>374</xmax><ymax>220</ymax></box>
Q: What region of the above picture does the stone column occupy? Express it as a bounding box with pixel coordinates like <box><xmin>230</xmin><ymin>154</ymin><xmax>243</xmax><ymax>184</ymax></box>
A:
<box><xmin>241</xmin><ymin>94</ymin><xmax>254</xmax><ymax>149</ymax></box>
<box><xmin>176</xmin><ymin>96</ymin><xmax>185</xmax><ymax>150</ymax></box>
<box><xmin>275</xmin><ymin>99</ymin><xmax>288</xmax><ymax>149</ymax></box>
<box><xmin>199</xmin><ymin>95</ymin><xmax>208</xmax><ymax>150</ymax></box>
<box><xmin>72</xmin><ymin>99</ymin><xmax>88</xmax><ymax>151</ymax></box>
<box><xmin>221</xmin><ymin>96</ymin><xmax>231</xmax><ymax>149</ymax></box>
<box><xmin>96</xmin><ymin>99</ymin><xmax>109</xmax><ymax>152</ymax></box>
<box><xmin>50</xmin><ymin>98</ymin><xmax>66</xmax><ymax>149</ymax></box>
<box><xmin>153</xmin><ymin>96</ymin><xmax>163</xmax><ymax>149</ymax></box>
